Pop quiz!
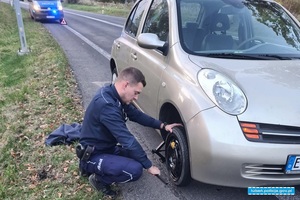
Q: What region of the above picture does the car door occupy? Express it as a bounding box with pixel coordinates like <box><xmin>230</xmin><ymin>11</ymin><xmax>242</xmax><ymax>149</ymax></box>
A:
<box><xmin>128</xmin><ymin>0</ymin><xmax>169</xmax><ymax>118</ymax></box>
<box><xmin>112</xmin><ymin>0</ymin><xmax>149</xmax><ymax>73</ymax></box>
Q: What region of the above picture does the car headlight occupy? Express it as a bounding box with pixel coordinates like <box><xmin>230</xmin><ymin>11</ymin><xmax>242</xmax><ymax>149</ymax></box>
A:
<box><xmin>57</xmin><ymin>1</ymin><xmax>63</xmax><ymax>10</ymax></box>
<box><xmin>33</xmin><ymin>1</ymin><xmax>40</xmax><ymax>11</ymax></box>
<box><xmin>198</xmin><ymin>68</ymin><xmax>247</xmax><ymax>115</ymax></box>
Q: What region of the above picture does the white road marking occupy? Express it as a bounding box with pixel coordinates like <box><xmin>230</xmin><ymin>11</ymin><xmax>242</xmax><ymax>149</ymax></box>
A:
<box><xmin>64</xmin><ymin>10</ymin><xmax>124</xmax><ymax>28</ymax></box>
<box><xmin>64</xmin><ymin>25</ymin><xmax>111</xmax><ymax>60</ymax></box>
<box><xmin>92</xmin><ymin>81</ymin><xmax>110</xmax><ymax>87</ymax></box>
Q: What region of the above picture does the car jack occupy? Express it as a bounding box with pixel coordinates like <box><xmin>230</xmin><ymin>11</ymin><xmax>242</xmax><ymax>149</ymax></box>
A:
<box><xmin>152</xmin><ymin>141</ymin><xmax>166</xmax><ymax>163</ymax></box>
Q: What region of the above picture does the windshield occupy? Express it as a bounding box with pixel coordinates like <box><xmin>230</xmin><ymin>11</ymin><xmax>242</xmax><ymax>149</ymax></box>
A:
<box><xmin>177</xmin><ymin>0</ymin><xmax>300</xmax><ymax>58</ymax></box>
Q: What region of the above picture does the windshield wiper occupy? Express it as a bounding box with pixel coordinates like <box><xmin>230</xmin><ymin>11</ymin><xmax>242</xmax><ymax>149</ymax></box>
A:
<box><xmin>204</xmin><ymin>53</ymin><xmax>295</xmax><ymax>60</ymax></box>
<box><xmin>204</xmin><ymin>53</ymin><xmax>267</xmax><ymax>60</ymax></box>
<box><xmin>258</xmin><ymin>54</ymin><xmax>293</xmax><ymax>60</ymax></box>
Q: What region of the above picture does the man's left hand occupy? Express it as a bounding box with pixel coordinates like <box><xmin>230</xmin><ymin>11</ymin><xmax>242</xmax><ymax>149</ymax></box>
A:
<box><xmin>163</xmin><ymin>123</ymin><xmax>183</xmax><ymax>133</ymax></box>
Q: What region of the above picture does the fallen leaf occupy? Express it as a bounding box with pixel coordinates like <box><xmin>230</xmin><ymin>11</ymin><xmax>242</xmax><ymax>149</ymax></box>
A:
<box><xmin>63</xmin><ymin>167</ymin><xmax>68</xmax><ymax>172</ymax></box>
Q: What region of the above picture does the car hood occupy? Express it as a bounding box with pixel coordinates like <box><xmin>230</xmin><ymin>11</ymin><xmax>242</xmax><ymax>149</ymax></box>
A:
<box><xmin>36</xmin><ymin>1</ymin><xmax>57</xmax><ymax>6</ymax></box>
<box><xmin>189</xmin><ymin>55</ymin><xmax>300</xmax><ymax>126</ymax></box>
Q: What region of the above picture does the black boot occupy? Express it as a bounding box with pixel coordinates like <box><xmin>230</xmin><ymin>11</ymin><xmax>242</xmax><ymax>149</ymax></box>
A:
<box><xmin>89</xmin><ymin>174</ymin><xmax>117</xmax><ymax>198</ymax></box>
<box><xmin>79</xmin><ymin>163</ymin><xmax>90</xmax><ymax>177</ymax></box>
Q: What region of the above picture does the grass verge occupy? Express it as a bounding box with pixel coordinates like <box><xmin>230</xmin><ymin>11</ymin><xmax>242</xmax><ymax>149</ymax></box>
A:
<box><xmin>0</xmin><ymin>3</ymin><xmax>116</xmax><ymax>200</ymax></box>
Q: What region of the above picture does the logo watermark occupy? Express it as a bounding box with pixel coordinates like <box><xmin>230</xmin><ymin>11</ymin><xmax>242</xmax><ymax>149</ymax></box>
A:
<box><xmin>248</xmin><ymin>187</ymin><xmax>295</xmax><ymax>195</ymax></box>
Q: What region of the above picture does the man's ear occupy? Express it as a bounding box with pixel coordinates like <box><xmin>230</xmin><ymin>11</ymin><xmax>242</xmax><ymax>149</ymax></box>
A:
<box><xmin>124</xmin><ymin>81</ymin><xmax>130</xmax><ymax>88</ymax></box>
<box><xmin>121</xmin><ymin>81</ymin><xmax>129</xmax><ymax>91</ymax></box>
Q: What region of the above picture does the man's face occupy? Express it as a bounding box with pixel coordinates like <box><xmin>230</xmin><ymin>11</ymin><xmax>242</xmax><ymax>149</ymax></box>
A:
<box><xmin>122</xmin><ymin>81</ymin><xmax>143</xmax><ymax>104</ymax></box>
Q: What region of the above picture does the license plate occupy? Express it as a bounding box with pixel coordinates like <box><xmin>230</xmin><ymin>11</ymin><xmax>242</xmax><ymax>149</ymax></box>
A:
<box><xmin>285</xmin><ymin>155</ymin><xmax>300</xmax><ymax>174</ymax></box>
<box><xmin>46</xmin><ymin>16</ymin><xmax>55</xmax><ymax>19</ymax></box>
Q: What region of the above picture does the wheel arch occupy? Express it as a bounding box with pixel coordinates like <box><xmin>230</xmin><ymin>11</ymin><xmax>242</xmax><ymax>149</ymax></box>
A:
<box><xmin>110</xmin><ymin>58</ymin><xmax>117</xmax><ymax>74</ymax></box>
<box><xmin>159</xmin><ymin>102</ymin><xmax>189</xmax><ymax>143</ymax></box>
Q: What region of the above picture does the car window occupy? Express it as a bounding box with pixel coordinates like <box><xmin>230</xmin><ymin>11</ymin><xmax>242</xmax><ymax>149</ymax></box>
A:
<box><xmin>124</xmin><ymin>0</ymin><xmax>148</xmax><ymax>37</ymax></box>
<box><xmin>179</xmin><ymin>1</ymin><xmax>203</xmax><ymax>51</ymax></box>
<box><xmin>250</xmin><ymin>2</ymin><xmax>300</xmax><ymax>47</ymax></box>
<box><xmin>180</xmin><ymin>2</ymin><xmax>202</xmax><ymax>26</ymax></box>
<box><xmin>218</xmin><ymin>5</ymin><xmax>247</xmax><ymax>43</ymax></box>
<box><xmin>177</xmin><ymin>0</ymin><xmax>300</xmax><ymax>58</ymax></box>
<box><xmin>142</xmin><ymin>0</ymin><xmax>169</xmax><ymax>42</ymax></box>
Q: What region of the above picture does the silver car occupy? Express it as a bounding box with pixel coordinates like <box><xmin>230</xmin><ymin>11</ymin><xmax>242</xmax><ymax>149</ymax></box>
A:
<box><xmin>110</xmin><ymin>0</ymin><xmax>300</xmax><ymax>187</ymax></box>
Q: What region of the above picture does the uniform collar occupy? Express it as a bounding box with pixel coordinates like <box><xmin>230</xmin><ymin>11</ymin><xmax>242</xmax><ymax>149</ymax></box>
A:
<box><xmin>111</xmin><ymin>84</ymin><xmax>124</xmax><ymax>107</ymax></box>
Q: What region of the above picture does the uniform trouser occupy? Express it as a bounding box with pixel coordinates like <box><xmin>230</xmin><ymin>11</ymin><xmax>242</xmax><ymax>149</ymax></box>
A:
<box><xmin>80</xmin><ymin>146</ymin><xmax>143</xmax><ymax>185</ymax></box>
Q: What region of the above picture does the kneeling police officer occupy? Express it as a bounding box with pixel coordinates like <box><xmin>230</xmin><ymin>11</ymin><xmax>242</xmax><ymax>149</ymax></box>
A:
<box><xmin>77</xmin><ymin>67</ymin><xmax>181</xmax><ymax>198</ymax></box>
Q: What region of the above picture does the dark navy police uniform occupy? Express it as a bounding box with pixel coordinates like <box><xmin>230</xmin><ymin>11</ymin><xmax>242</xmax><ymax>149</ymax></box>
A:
<box><xmin>79</xmin><ymin>85</ymin><xmax>162</xmax><ymax>185</ymax></box>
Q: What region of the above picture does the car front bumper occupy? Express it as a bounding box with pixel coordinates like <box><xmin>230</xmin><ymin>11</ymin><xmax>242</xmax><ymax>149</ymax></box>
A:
<box><xmin>32</xmin><ymin>9</ymin><xmax>64</xmax><ymax>21</ymax></box>
<box><xmin>187</xmin><ymin>107</ymin><xmax>300</xmax><ymax>187</ymax></box>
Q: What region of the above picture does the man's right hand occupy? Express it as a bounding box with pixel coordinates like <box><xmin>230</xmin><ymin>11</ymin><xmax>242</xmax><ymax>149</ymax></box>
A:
<box><xmin>147</xmin><ymin>165</ymin><xmax>160</xmax><ymax>176</ymax></box>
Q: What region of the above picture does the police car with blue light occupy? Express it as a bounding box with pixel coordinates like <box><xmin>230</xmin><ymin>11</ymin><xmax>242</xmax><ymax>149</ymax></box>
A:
<box><xmin>28</xmin><ymin>0</ymin><xmax>64</xmax><ymax>23</ymax></box>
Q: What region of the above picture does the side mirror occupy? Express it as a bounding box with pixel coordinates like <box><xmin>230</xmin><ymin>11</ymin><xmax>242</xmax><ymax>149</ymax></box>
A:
<box><xmin>137</xmin><ymin>33</ymin><xmax>168</xmax><ymax>56</ymax></box>
<box><xmin>27</xmin><ymin>0</ymin><xmax>32</xmax><ymax>2</ymax></box>
<box><xmin>137</xmin><ymin>33</ymin><xmax>165</xmax><ymax>49</ymax></box>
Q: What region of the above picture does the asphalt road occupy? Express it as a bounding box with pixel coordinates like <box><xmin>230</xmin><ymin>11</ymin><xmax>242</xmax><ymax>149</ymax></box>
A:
<box><xmin>3</xmin><ymin>1</ymin><xmax>300</xmax><ymax>199</ymax></box>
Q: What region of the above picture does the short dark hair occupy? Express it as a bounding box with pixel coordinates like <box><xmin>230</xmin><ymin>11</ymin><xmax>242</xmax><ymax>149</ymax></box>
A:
<box><xmin>118</xmin><ymin>67</ymin><xmax>146</xmax><ymax>87</ymax></box>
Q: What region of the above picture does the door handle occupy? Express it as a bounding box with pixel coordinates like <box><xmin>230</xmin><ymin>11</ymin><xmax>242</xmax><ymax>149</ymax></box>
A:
<box><xmin>131</xmin><ymin>52</ymin><xmax>137</xmax><ymax>60</ymax></box>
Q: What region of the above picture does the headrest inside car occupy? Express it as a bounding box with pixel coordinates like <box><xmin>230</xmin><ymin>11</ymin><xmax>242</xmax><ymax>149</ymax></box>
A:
<box><xmin>210</xmin><ymin>13</ymin><xmax>230</xmax><ymax>32</ymax></box>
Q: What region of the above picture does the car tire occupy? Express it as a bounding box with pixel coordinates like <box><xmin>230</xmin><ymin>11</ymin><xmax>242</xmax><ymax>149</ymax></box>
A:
<box><xmin>165</xmin><ymin>127</ymin><xmax>191</xmax><ymax>186</ymax></box>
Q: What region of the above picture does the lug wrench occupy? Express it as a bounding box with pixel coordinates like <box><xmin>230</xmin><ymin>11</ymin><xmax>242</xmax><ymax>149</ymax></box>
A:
<box><xmin>155</xmin><ymin>174</ymin><xmax>168</xmax><ymax>185</ymax></box>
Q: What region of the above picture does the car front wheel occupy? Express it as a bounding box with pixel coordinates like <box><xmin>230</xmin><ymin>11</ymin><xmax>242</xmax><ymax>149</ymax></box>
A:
<box><xmin>165</xmin><ymin>127</ymin><xmax>191</xmax><ymax>186</ymax></box>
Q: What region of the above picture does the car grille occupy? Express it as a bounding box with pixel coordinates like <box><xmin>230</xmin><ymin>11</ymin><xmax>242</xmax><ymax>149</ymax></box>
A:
<box><xmin>239</xmin><ymin>122</ymin><xmax>300</xmax><ymax>144</ymax></box>
<box><xmin>40</xmin><ymin>10</ymin><xmax>56</xmax><ymax>14</ymax></box>
<box><xmin>242</xmin><ymin>164</ymin><xmax>300</xmax><ymax>179</ymax></box>
<box><xmin>40</xmin><ymin>5</ymin><xmax>57</xmax><ymax>9</ymax></box>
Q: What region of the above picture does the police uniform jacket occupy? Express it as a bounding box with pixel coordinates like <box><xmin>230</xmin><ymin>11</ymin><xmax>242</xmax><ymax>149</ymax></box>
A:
<box><xmin>80</xmin><ymin>85</ymin><xmax>162</xmax><ymax>169</ymax></box>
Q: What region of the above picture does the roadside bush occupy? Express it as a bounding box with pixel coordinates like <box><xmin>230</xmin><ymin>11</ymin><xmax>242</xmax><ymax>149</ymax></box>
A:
<box><xmin>94</xmin><ymin>0</ymin><xmax>111</xmax><ymax>2</ymax></box>
<box><xmin>67</xmin><ymin>0</ymin><xmax>79</xmax><ymax>4</ymax></box>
